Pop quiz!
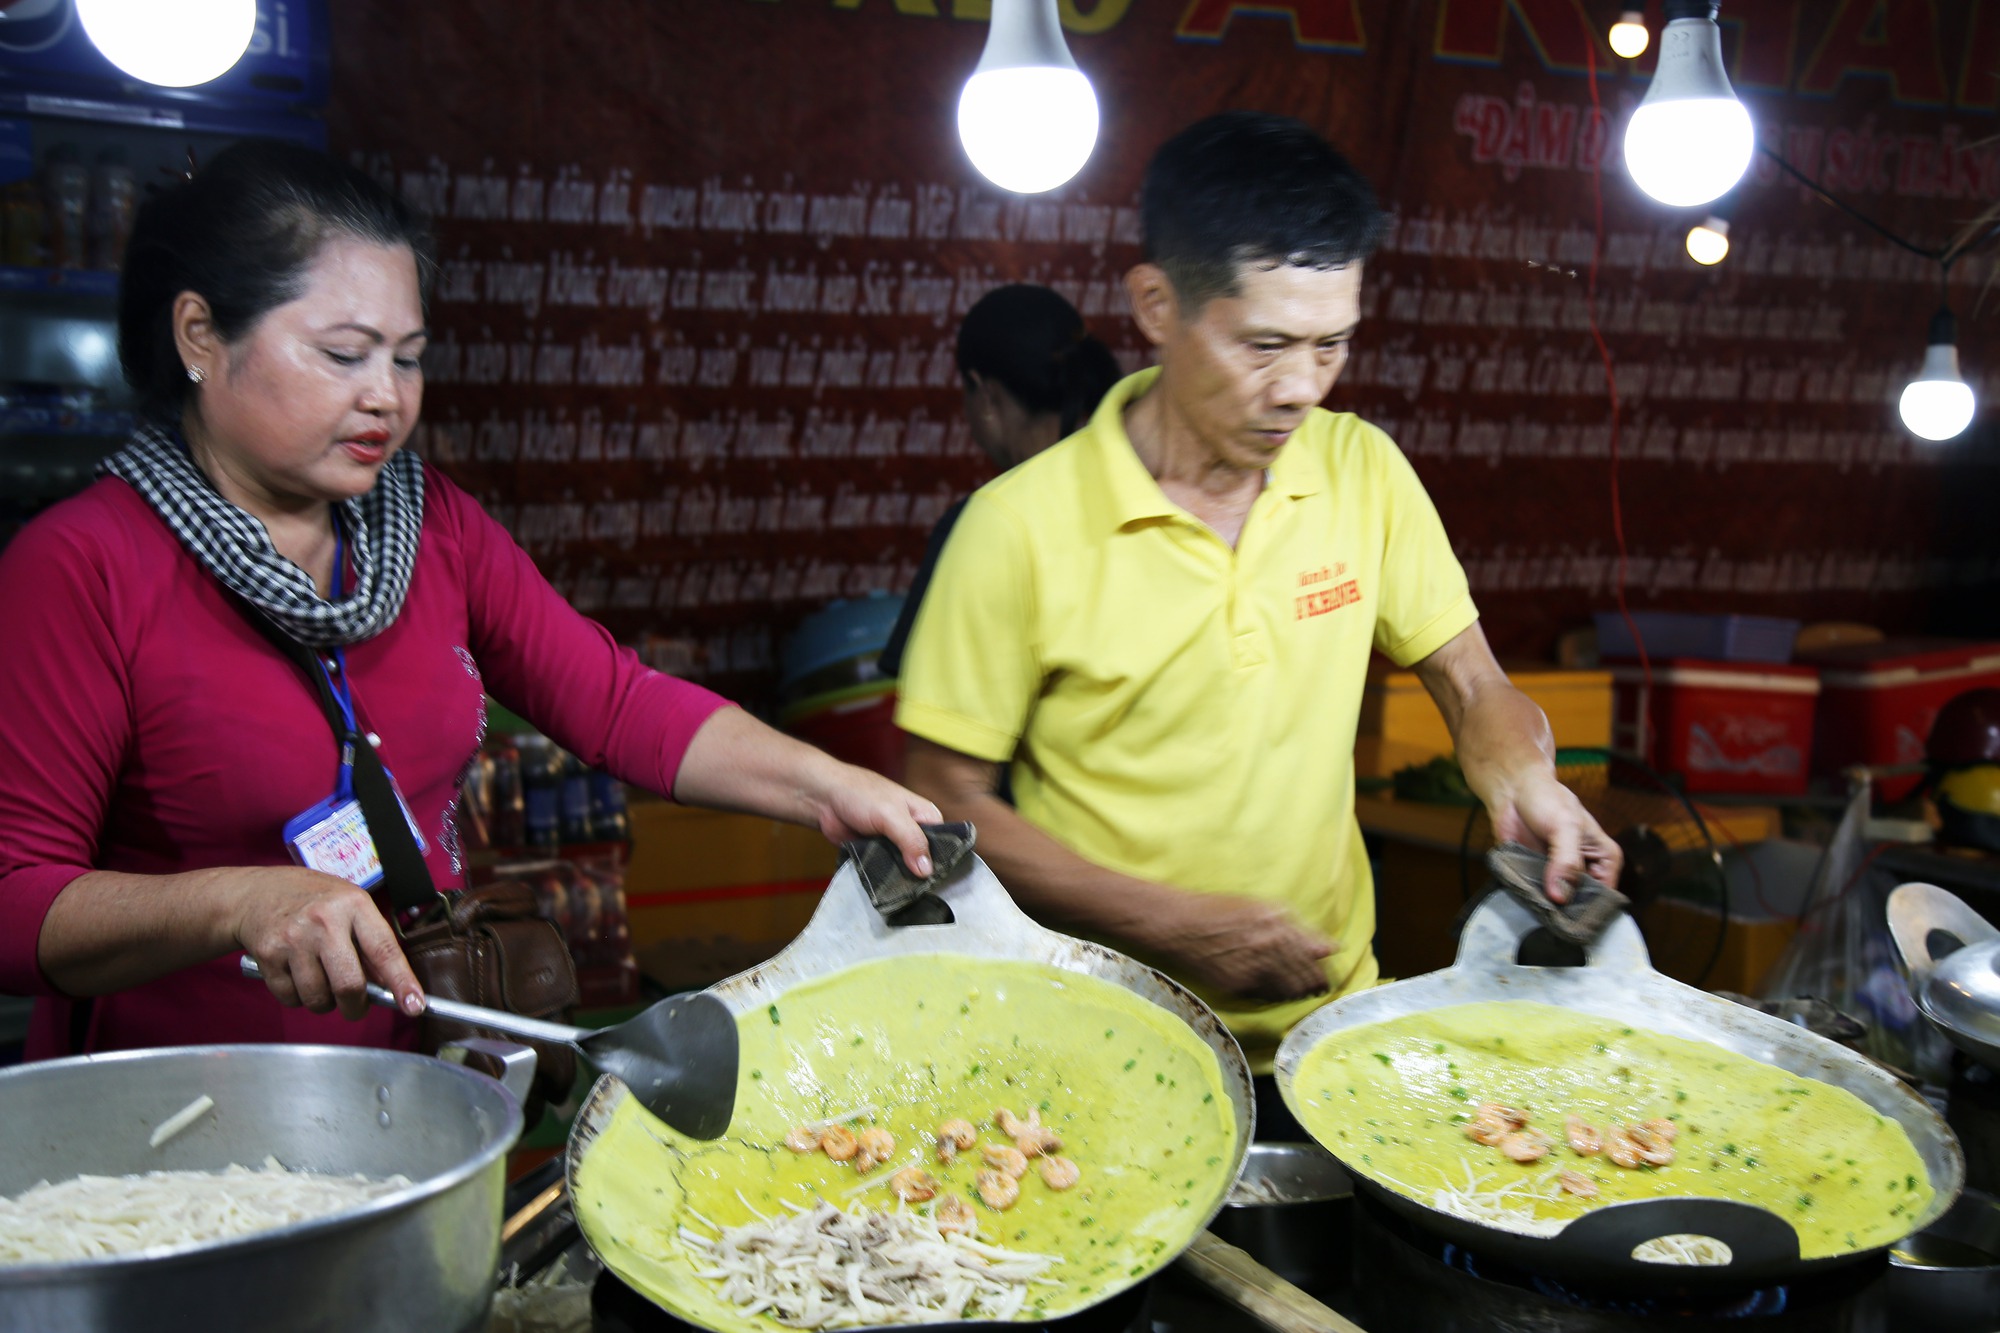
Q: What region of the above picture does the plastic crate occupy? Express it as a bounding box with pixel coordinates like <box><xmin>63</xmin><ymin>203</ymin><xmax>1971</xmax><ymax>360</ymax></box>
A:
<box><xmin>1611</xmin><ymin>660</ymin><xmax>1820</xmax><ymax>795</ymax></box>
<box><xmin>1798</xmin><ymin>639</ymin><xmax>2000</xmax><ymax>800</ymax></box>
<box><xmin>1595</xmin><ymin>612</ymin><xmax>1800</xmax><ymax>665</ymax></box>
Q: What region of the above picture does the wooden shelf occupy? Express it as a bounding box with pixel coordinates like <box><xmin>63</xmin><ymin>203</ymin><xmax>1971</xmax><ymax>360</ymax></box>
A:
<box><xmin>1354</xmin><ymin>790</ymin><xmax>1779</xmax><ymax>853</ymax></box>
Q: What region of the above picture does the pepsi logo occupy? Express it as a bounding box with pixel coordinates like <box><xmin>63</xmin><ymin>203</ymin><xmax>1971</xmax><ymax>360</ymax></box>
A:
<box><xmin>0</xmin><ymin>0</ymin><xmax>72</xmax><ymax>55</ymax></box>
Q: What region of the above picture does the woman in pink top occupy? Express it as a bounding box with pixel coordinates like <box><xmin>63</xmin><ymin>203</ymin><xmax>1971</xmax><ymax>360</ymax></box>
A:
<box><xmin>0</xmin><ymin>141</ymin><xmax>940</xmax><ymax>1063</ymax></box>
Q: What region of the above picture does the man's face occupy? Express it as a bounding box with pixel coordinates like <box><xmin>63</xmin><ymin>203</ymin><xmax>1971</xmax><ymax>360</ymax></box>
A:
<box><xmin>1147</xmin><ymin>260</ymin><xmax>1363</xmax><ymax>471</ymax></box>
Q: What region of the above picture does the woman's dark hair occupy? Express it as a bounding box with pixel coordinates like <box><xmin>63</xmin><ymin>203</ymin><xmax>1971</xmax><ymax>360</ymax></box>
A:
<box><xmin>956</xmin><ymin>284</ymin><xmax>1122</xmax><ymax>436</ymax></box>
<box><xmin>1142</xmin><ymin>111</ymin><xmax>1384</xmax><ymax>310</ymax></box>
<box><xmin>119</xmin><ymin>137</ymin><xmax>436</xmax><ymax>423</ymax></box>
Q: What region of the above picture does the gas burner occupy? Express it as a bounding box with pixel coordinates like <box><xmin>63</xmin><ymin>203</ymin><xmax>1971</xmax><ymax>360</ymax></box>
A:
<box><xmin>1947</xmin><ymin>1057</ymin><xmax>2000</xmax><ymax>1197</ymax></box>
<box><xmin>587</xmin><ymin>1268</ymin><xmax>1155</xmax><ymax>1333</ymax></box>
<box><xmin>1438</xmin><ymin>1241</ymin><xmax>1792</xmax><ymax>1319</ymax></box>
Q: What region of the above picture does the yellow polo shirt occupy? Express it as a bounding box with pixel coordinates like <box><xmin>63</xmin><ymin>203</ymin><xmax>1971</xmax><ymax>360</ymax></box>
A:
<box><xmin>895</xmin><ymin>369</ymin><xmax>1478</xmax><ymax>1070</ymax></box>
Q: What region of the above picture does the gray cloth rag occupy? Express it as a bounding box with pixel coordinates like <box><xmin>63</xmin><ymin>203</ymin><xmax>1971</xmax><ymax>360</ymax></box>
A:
<box><xmin>842</xmin><ymin>822</ymin><xmax>977</xmax><ymax>917</ymax></box>
<box><xmin>1487</xmin><ymin>841</ymin><xmax>1629</xmax><ymax>946</ymax></box>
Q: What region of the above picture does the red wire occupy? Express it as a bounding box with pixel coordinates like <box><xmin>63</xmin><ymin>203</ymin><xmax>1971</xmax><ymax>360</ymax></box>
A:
<box><xmin>1582</xmin><ymin>27</ymin><xmax>1654</xmax><ymax>750</ymax></box>
<box><xmin>1801</xmin><ymin>841</ymin><xmax>1895</xmax><ymax>922</ymax></box>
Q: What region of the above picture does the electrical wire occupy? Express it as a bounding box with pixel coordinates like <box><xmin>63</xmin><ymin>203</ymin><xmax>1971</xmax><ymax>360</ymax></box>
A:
<box><xmin>1580</xmin><ymin>37</ymin><xmax>1653</xmax><ymax>698</ymax></box>
<box><xmin>1668</xmin><ymin>775</ymin><xmax>1732</xmax><ymax>990</ymax></box>
<box><xmin>1756</xmin><ymin>146</ymin><xmax>1943</xmax><ymax>262</ymax></box>
<box><xmin>1755</xmin><ymin>144</ymin><xmax>2000</xmax><ymax>293</ymax></box>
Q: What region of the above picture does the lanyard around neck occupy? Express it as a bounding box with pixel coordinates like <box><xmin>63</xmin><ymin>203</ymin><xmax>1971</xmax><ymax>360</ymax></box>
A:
<box><xmin>317</xmin><ymin>524</ymin><xmax>360</xmax><ymax>791</ymax></box>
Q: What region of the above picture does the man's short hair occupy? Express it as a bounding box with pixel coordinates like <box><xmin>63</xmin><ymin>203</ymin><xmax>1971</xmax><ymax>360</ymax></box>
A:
<box><xmin>1141</xmin><ymin>111</ymin><xmax>1385</xmax><ymax>310</ymax></box>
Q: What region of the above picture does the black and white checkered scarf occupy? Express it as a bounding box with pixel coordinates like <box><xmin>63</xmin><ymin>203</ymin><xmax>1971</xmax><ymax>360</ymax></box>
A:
<box><xmin>99</xmin><ymin>423</ymin><xmax>425</xmax><ymax>648</ymax></box>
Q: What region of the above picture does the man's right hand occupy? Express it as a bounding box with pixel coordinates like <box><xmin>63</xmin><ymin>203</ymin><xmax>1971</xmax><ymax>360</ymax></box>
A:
<box><xmin>1147</xmin><ymin>892</ymin><xmax>1336</xmax><ymax>1003</ymax></box>
<box><xmin>230</xmin><ymin>868</ymin><xmax>425</xmax><ymax>1021</ymax></box>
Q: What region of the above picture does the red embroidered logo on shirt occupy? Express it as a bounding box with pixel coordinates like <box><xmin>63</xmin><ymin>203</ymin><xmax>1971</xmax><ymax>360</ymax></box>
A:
<box><xmin>1295</xmin><ymin>565</ymin><xmax>1361</xmax><ymax>620</ymax></box>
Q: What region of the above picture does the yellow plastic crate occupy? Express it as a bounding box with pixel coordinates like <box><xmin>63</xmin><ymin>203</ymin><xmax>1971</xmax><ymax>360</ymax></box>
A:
<box><xmin>624</xmin><ymin>797</ymin><xmax>839</xmax><ymax>992</ymax></box>
<box><xmin>1357</xmin><ymin>662</ymin><xmax>1613</xmax><ymax>777</ymax></box>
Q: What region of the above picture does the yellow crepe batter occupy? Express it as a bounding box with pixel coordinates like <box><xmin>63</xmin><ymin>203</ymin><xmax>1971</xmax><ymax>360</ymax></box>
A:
<box><xmin>573</xmin><ymin>954</ymin><xmax>1239</xmax><ymax>1330</ymax></box>
<box><xmin>1292</xmin><ymin>1001</ymin><xmax>1932</xmax><ymax>1259</ymax></box>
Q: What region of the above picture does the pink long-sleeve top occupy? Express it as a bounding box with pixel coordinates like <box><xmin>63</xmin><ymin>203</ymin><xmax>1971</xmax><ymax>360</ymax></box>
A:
<box><xmin>0</xmin><ymin>465</ymin><xmax>729</xmax><ymax>1060</ymax></box>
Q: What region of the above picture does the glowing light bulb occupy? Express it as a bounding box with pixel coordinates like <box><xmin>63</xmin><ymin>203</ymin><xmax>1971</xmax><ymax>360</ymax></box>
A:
<box><xmin>1686</xmin><ymin>216</ymin><xmax>1729</xmax><ymax>265</ymax></box>
<box><xmin>1900</xmin><ymin>327</ymin><xmax>1976</xmax><ymax>442</ymax></box>
<box><xmin>957</xmin><ymin>0</ymin><xmax>1099</xmax><ymax>195</ymax></box>
<box><xmin>77</xmin><ymin>0</ymin><xmax>255</xmax><ymax>88</ymax></box>
<box><xmin>1624</xmin><ymin>4</ymin><xmax>1754</xmax><ymax>208</ymax></box>
<box><xmin>1609</xmin><ymin>11</ymin><xmax>1650</xmax><ymax>59</ymax></box>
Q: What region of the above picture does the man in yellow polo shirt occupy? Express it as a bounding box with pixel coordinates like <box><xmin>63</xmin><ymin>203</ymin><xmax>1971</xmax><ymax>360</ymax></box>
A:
<box><xmin>896</xmin><ymin>112</ymin><xmax>1621</xmax><ymax>1103</ymax></box>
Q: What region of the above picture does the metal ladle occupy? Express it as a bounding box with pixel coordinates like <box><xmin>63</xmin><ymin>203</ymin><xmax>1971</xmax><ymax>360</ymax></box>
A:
<box><xmin>239</xmin><ymin>956</ymin><xmax>739</xmax><ymax>1138</ymax></box>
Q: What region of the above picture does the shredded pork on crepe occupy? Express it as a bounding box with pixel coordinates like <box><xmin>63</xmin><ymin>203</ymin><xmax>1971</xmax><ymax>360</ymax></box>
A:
<box><xmin>681</xmin><ymin>1196</ymin><xmax>1062</xmax><ymax>1327</ymax></box>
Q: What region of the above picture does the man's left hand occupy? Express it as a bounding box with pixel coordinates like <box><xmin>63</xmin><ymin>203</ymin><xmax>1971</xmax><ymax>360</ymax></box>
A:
<box><xmin>1486</xmin><ymin>770</ymin><xmax>1622</xmax><ymax>904</ymax></box>
<box><xmin>1412</xmin><ymin>625</ymin><xmax>1624</xmax><ymax>905</ymax></box>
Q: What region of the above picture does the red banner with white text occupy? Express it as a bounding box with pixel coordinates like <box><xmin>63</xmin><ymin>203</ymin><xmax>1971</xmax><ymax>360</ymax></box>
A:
<box><xmin>326</xmin><ymin>0</ymin><xmax>2000</xmax><ymax>704</ymax></box>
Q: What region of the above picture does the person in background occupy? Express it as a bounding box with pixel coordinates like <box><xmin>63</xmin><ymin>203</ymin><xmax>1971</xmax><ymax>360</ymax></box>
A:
<box><xmin>0</xmin><ymin>140</ymin><xmax>940</xmax><ymax>1062</ymax></box>
<box><xmin>876</xmin><ymin>284</ymin><xmax>1121</xmax><ymax>678</ymax></box>
<box><xmin>895</xmin><ymin>112</ymin><xmax>1620</xmax><ymax>1134</ymax></box>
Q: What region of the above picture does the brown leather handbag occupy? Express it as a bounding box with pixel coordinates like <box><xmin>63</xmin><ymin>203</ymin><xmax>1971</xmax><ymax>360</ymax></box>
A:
<box><xmin>395</xmin><ymin>880</ymin><xmax>579</xmax><ymax>1118</ymax></box>
<box><xmin>245</xmin><ymin>605</ymin><xmax>579</xmax><ymax>1120</ymax></box>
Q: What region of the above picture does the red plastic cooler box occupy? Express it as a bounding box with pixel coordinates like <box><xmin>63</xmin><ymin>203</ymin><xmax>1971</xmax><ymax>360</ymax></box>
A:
<box><xmin>1610</xmin><ymin>660</ymin><xmax>1820</xmax><ymax>795</ymax></box>
<box><xmin>1797</xmin><ymin>639</ymin><xmax>2000</xmax><ymax>800</ymax></box>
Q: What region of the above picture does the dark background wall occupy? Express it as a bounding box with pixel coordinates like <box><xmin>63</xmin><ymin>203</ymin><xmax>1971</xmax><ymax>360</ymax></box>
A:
<box><xmin>325</xmin><ymin>0</ymin><xmax>2000</xmax><ymax>706</ymax></box>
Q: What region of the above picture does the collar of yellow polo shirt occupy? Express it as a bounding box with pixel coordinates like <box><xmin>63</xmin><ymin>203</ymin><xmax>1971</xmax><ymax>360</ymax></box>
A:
<box><xmin>895</xmin><ymin>368</ymin><xmax>1478</xmax><ymax>1071</ymax></box>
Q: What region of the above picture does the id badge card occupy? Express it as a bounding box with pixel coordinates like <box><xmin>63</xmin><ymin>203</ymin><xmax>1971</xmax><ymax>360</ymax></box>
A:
<box><xmin>284</xmin><ymin>795</ymin><xmax>384</xmax><ymax>888</ymax></box>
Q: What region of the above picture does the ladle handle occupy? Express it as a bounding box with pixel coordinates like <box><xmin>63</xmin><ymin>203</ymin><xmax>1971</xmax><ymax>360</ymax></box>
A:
<box><xmin>1177</xmin><ymin>1231</ymin><xmax>1367</xmax><ymax>1333</ymax></box>
<box><xmin>1887</xmin><ymin>882</ymin><xmax>2000</xmax><ymax>988</ymax></box>
<box><xmin>238</xmin><ymin>955</ymin><xmax>587</xmax><ymax>1045</ymax></box>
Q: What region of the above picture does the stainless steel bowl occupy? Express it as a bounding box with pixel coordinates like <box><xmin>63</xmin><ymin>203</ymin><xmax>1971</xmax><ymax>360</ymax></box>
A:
<box><xmin>1224</xmin><ymin>1142</ymin><xmax>1353</xmax><ymax>1208</ymax></box>
<box><xmin>0</xmin><ymin>1043</ymin><xmax>526</xmax><ymax>1333</ymax></box>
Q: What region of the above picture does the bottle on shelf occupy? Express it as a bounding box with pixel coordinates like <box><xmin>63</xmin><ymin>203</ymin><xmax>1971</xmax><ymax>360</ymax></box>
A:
<box><xmin>42</xmin><ymin>143</ymin><xmax>88</xmax><ymax>271</ymax></box>
<box><xmin>86</xmin><ymin>147</ymin><xmax>134</xmax><ymax>272</ymax></box>
<box><xmin>588</xmin><ymin>769</ymin><xmax>630</xmax><ymax>843</ymax></box>
<box><xmin>515</xmin><ymin>733</ymin><xmax>562</xmax><ymax>853</ymax></box>
<box><xmin>2</xmin><ymin>181</ymin><xmax>44</xmax><ymax>268</ymax></box>
<box><xmin>558</xmin><ymin>748</ymin><xmax>593</xmax><ymax>845</ymax></box>
<box><xmin>486</xmin><ymin>741</ymin><xmax>525</xmax><ymax>849</ymax></box>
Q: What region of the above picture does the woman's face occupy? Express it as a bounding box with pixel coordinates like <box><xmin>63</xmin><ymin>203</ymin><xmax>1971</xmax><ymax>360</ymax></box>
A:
<box><xmin>186</xmin><ymin>237</ymin><xmax>427</xmax><ymax>507</ymax></box>
<box><xmin>963</xmin><ymin>373</ymin><xmax>1039</xmax><ymax>472</ymax></box>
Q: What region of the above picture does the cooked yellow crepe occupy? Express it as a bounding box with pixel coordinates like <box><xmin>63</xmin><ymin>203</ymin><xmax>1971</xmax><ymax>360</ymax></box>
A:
<box><xmin>1292</xmin><ymin>1001</ymin><xmax>1932</xmax><ymax>1259</ymax></box>
<box><xmin>573</xmin><ymin>954</ymin><xmax>1239</xmax><ymax>1329</ymax></box>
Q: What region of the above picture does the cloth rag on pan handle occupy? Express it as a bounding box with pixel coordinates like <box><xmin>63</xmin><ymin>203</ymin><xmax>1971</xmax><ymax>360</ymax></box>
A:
<box><xmin>1487</xmin><ymin>841</ymin><xmax>1629</xmax><ymax>947</ymax></box>
<box><xmin>841</xmin><ymin>821</ymin><xmax>977</xmax><ymax>920</ymax></box>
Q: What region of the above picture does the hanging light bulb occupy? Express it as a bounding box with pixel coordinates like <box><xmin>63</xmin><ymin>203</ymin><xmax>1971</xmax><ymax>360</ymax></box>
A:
<box><xmin>1685</xmin><ymin>215</ymin><xmax>1730</xmax><ymax>265</ymax></box>
<box><xmin>1609</xmin><ymin>10</ymin><xmax>1650</xmax><ymax>59</ymax></box>
<box><xmin>77</xmin><ymin>0</ymin><xmax>255</xmax><ymax>88</ymax></box>
<box><xmin>1624</xmin><ymin>0</ymin><xmax>1754</xmax><ymax>208</ymax></box>
<box><xmin>1900</xmin><ymin>309</ymin><xmax>1977</xmax><ymax>442</ymax></box>
<box><xmin>957</xmin><ymin>0</ymin><xmax>1099</xmax><ymax>195</ymax></box>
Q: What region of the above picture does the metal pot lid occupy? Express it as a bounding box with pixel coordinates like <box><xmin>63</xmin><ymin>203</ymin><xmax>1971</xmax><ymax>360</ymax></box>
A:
<box><xmin>1927</xmin><ymin>944</ymin><xmax>2000</xmax><ymax>1043</ymax></box>
<box><xmin>1889</xmin><ymin>883</ymin><xmax>2000</xmax><ymax>1071</ymax></box>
